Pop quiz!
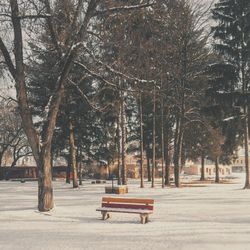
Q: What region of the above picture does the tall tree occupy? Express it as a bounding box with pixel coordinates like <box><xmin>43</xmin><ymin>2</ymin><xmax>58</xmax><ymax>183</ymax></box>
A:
<box><xmin>212</xmin><ymin>0</ymin><xmax>250</xmax><ymax>188</ymax></box>
<box><xmin>0</xmin><ymin>0</ymin><xmax>154</xmax><ymax>211</ymax></box>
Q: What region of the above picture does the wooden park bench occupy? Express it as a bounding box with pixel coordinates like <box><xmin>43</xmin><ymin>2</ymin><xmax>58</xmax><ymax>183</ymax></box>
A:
<box><xmin>96</xmin><ymin>197</ymin><xmax>154</xmax><ymax>224</ymax></box>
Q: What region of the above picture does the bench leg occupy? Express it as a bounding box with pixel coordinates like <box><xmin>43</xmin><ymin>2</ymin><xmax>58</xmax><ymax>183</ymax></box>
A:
<box><xmin>140</xmin><ymin>214</ymin><xmax>147</xmax><ymax>224</ymax></box>
<box><xmin>101</xmin><ymin>211</ymin><xmax>110</xmax><ymax>220</ymax></box>
<box><xmin>145</xmin><ymin>215</ymin><xmax>149</xmax><ymax>223</ymax></box>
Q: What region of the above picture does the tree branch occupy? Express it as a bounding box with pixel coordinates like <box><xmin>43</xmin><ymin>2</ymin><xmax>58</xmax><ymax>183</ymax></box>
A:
<box><xmin>0</xmin><ymin>37</ymin><xmax>16</xmax><ymax>80</ymax></box>
<box><xmin>18</xmin><ymin>14</ymin><xmax>51</xmax><ymax>19</ymax></box>
<box><xmin>94</xmin><ymin>2</ymin><xmax>155</xmax><ymax>16</ymax></box>
<box><xmin>81</xmin><ymin>44</ymin><xmax>155</xmax><ymax>84</ymax></box>
<box><xmin>44</xmin><ymin>0</ymin><xmax>61</xmax><ymax>55</ymax></box>
<box><xmin>68</xmin><ymin>78</ymin><xmax>112</xmax><ymax>112</ymax></box>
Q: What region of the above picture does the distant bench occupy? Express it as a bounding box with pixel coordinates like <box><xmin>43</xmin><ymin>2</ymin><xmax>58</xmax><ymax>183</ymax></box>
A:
<box><xmin>96</xmin><ymin>197</ymin><xmax>154</xmax><ymax>224</ymax></box>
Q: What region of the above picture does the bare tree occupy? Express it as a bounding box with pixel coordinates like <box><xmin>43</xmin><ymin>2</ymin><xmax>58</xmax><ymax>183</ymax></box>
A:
<box><xmin>0</xmin><ymin>96</ymin><xmax>32</xmax><ymax>169</ymax></box>
<box><xmin>0</xmin><ymin>0</ymin><xmax>154</xmax><ymax>211</ymax></box>
<box><xmin>0</xmin><ymin>98</ymin><xmax>21</xmax><ymax>166</ymax></box>
<box><xmin>10</xmin><ymin>138</ymin><xmax>32</xmax><ymax>168</ymax></box>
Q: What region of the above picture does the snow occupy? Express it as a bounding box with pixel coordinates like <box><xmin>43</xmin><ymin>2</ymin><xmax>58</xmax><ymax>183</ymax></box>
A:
<box><xmin>223</xmin><ymin>116</ymin><xmax>235</xmax><ymax>121</ymax></box>
<box><xmin>71</xmin><ymin>42</ymin><xmax>87</xmax><ymax>51</ymax></box>
<box><xmin>1</xmin><ymin>174</ymin><xmax>250</xmax><ymax>250</ymax></box>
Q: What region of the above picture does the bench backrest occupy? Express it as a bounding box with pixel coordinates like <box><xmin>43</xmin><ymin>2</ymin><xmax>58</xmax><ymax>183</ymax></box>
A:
<box><xmin>102</xmin><ymin>197</ymin><xmax>154</xmax><ymax>211</ymax></box>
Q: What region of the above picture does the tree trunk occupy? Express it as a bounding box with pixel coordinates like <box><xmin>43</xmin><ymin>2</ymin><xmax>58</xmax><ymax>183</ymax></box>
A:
<box><xmin>1</xmin><ymin>0</ymin><xmax>97</xmax><ymax>212</ymax></box>
<box><xmin>240</xmin><ymin>55</ymin><xmax>250</xmax><ymax>188</ymax></box>
<box><xmin>107</xmin><ymin>162</ymin><xmax>110</xmax><ymax>179</ymax></box>
<box><xmin>66</xmin><ymin>158</ymin><xmax>71</xmax><ymax>184</ymax></box>
<box><xmin>10</xmin><ymin>159</ymin><xmax>18</xmax><ymax>168</ymax></box>
<box><xmin>139</xmin><ymin>94</ymin><xmax>144</xmax><ymax>188</ymax></box>
<box><xmin>117</xmin><ymin>115</ymin><xmax>121</xmax><ymax>185</ymax></box>
<box><xmin>78</xmin><ymin>162</ymin><xmax>83</xmax><ymax>185</ymax></box>
<box><xmin>215</xmin><ymin>157</ymin><xmax>220</xmax><ymax>183</ymax></box>
<box><xmin>174</xmin><ymin>37</ymin><xmax>187</xmax><ymax>188</ymax></box>
<box><xmin>200</xmin><ymin>153</ymin><xmax>205</xmax><ymax>181</ymax></box>
<box><xmin>175</xmin><ymin>105</ymin><xmax>185</xmax><ymax>188</ymax></box>
<box><xmin>164</xmin><ymin>129</ymin><xmax>171</xmax><ymax>186</ymax></box>
<box><xmin>173</xmin><ymin>116</ymin><xmax>180</xmax><ymax>187</ymax></box>
<box><xmin>69</xmin><ymin>120</ymin><xmax>78</xmax><ymax>188</ymax></box>
<box><xmin>121</xmin><ymin>95</ymin><xmax>127</xmax><ymax>185</ymax></box>
<box><xmin>173</xmin><ymin>153</ymin><xmax>180</xmax><ymax>187</ymax></box>
<box><xmin>151</xmin><ymin>86</ymin><xmax>156</xmax><ymax>188</ymax></box>
<box><xmin>146</xmin><ymin>153</ymin><xmax>151</xmax><ymax>182</ymax></box>
<box><xmin>78</xmin><ymin>151</ymin><xmax>83</xmax><ymax>186</ymax></box>
<box><xmin>161</xmin><ymin>95</ymin><xmax>165</xmax><ymax>188</ymax></box>
<box><xmin>180</xmin><ymin>144</ymin><xmax>186</xmax><ymax>172</ymax></box>
<box><xmin>244</xmin><ymin>106</ymin><xmax>250</xmax><ymax>188</ymax></box>
<box><xmin>37</xmin><ymin>146</ymin><xmax>54</xmax><ymax>212</ymax></box>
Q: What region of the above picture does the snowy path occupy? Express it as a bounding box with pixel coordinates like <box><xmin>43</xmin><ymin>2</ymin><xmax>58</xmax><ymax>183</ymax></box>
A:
<box><xmin>0</xmin><ymin>175</ymin><xmax>250</xmax><ymax>250</ymax></box>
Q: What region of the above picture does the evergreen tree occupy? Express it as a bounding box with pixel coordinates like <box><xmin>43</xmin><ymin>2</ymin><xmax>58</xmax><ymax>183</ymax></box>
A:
<box><xmin>211</xmin><ymin>0</ymin><xmax>250</xmax><ymax>188</ymax></box>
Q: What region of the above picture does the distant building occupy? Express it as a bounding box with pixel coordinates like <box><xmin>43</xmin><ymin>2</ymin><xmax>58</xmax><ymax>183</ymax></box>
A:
<box><xmin>183</xmin><ymin>164</ymin><xmax>232</xmax><ymax>177</ymax></box>
<box><xmin>0</xmin><ymin>165</ymin><xmax>67</xmax><ymax>180</ymax></box>
<box><xmin>100</xmin><ymin>154</ymin><xmax>174</xmax><ymax>180</ymax></box>
<box><xmin>231</xmin><ymin>147</ymin><xmax>246</xmax><ymax>173</ymax></box>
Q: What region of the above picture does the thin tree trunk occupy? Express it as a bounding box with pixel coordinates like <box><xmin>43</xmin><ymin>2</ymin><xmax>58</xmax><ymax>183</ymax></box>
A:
<box><xmin>177</xmin><ymin>133</ymin><xmax>183</xmax><ymax>188</ymax></box>
<box><xmin>146</xmin><ymin>152</ymin><xmax>151</xmax><ymax>182</ymax></box>
<box><xmin>174</xmin><ymin>105</ymin><xmax>184</xmax><ymax>188</ymax></box>
<box><xmin>66</xmin><ymin>158</ymin><xmax>71</xmax><ymax>184</ymax></box>
<box><xmin>174</xmin><ymin>38</ymin><xmax>187</xmax><ymax>188</ymax></box>
<box><xmin>200</xmin><ymin>153</ymin><xmax>205</xmax><ymax>181</ymax></box>
<box><xmin>10</xmin><ymin>159</ymin><xmax>18</xmax><ymax>168</ymax></box>
<box><xmin>107</xmin><ymin>162</ymin><xmax>110</xmax><ymax>179</ymax></box>
<box><xmin>121</xmin><ymin>95</ymin><xmax>127</xmax><ymax>185</ymax></box>
<box><xmin>180</xmin><ymin>144</ymin><xmax>185</xmax><ymax>172</ymax></box>
<box><xmin>174</xmin><ymin>116</ymin><xmax>180</xmax><ymax>187</ymax></box>
<box><xmin>173</xmin><ymin>153</ymin><xmax>180</xmax><ymax>187</ymax></box>
<box><xmin>0</xmin><ymin>153</ymin><xmax>3</xmax><ymax>168</ymax></box>
<box><xmin>117</xmin><ymin>115</ymin><xmax>121</xmax><ymax>185</ymax></box>
<box><xmin>151</xmin><ymin>86</ymin><xmax>156</xmax><ymax>188</ymax></box>
<box><xmin>215</xmin><ymin>157</ymin><xmax>220</xmax><ymax>183</ymax></box>
<box><xmin>11</xmin><ymin>145</ymin><xmax>18</xmax><ymax>168</ymax></box>
<box><xmin>240</xmin><ymin>53</ymin><xmax>250</xmax><ymax>188</ymax></box>
<box><xmin>78</xmin><ymin>150</ymin><xmax>83</xmax><ymax>186</ymax></box>
<box><xmin>69</xmin><ymin>120</ymin><xmax>78</xmax><ymax>188</ymax></box>
<box><xmin>78</xmin><ymin>162</ymin><xmax>83</xmax><ymax>185</ymax></box>
<box><xmin>164</xmin><ymin>128</ymin><xmax>170</xmax><ymax>186</ymax></box>
<box><xmin>244</xmin><ymin>106</ymin><xmax>250</xmax><ymax>188</ymax></box>
<box><xmin>139</xmin><ymin>93</ymin><xmax>144</xmax><ymax>188</ymax></box>
<box><xmin>161</xmin><ymin>95</ymin><xmax>165</xmax><ymax>188</ymax></box>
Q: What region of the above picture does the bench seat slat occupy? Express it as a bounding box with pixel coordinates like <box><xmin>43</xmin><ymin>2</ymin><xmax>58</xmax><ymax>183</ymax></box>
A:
<box><xmin>102</xmin><ymin>197</ymin><xmax>154</xmax><ymax>205</ymax></box>
<box><xmin>96</xmin><ymin>207</ymin><xmax>153</xmax><ymax>214</ymax></box>
<box><xmin>102</xmin><ymin>203</ymin><xmax>153</xmax><ymax>210</ymax></box>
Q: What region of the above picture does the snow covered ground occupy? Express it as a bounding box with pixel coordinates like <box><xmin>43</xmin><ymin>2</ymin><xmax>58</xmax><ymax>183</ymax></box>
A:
<box><xmin>1</xmin><ymin>174</ymin><xmax>250</xmax><ymax>250</ymax></box>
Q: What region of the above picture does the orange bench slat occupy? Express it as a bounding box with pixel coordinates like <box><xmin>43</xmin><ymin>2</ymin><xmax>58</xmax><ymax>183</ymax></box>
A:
<box><xmin>102</xmin><ymin>202</ymin><xmax>154</xmax><ymax>210</ymax></box>
<box><xmin>102</xmin><ymin>197</ymin><xmax>154</xmax><ymax>205</ymax></box>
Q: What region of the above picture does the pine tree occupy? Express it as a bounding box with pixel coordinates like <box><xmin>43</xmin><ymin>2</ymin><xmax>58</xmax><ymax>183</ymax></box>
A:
<box><xmin>212</xmin><ymin>0</ymin><xmax>250</xmax><ymax>188</ymax></box>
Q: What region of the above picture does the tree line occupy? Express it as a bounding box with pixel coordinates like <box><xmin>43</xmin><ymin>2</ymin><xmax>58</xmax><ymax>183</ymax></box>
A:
<box><xmin>0</xmin><ymin>0</ymin><xmax>250</xmax><ymax>212</ymax></box>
